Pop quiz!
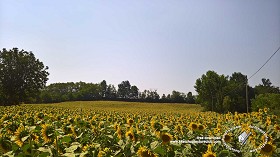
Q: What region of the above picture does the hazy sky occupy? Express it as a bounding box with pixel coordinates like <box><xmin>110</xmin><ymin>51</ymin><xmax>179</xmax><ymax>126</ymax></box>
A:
<box><xmin>1</xmin><ymin>0</ymin><xmax>280</xmax><ymax>95</ymax></box>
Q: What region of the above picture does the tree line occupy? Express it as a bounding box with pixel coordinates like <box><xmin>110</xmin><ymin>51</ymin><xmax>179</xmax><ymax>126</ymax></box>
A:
<box><xmin>38</xmin><ymin>80</ymin><xmax>196</xmax><ymax>104</ymax></box>
<box><xmin>1</xmin><ymin>48</ymin><xmax>279</xmax><ymax>114</ymax></box>
<box><xmin>194</xmin><ymin>70</ymin><xmax>280</xmax><ymax>114</ymax></box>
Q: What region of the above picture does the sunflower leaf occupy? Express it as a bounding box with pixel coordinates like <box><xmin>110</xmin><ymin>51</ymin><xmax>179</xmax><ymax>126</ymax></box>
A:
<box><xmin>161</xmin><ymin>126</ymin><xmax>170</xmax><ymax>131</ymax></box>
<box><xmin>62</xmin><ymin>152</ymin><xmax>76</xmax><ymax>157</ymax></box>
<box><xmin>154</xmin><ymin>145</ymin><xmax>165</xmax><ymax>155</ymax></box>
<box><xmin>61</xmin><ymin>136</ymin><xmax>72</xmax><ymax>143</ymax></box>
<box><xmin>21</xmin><ymin>136</ymin><xmax>29</xmax><ymax>142</ymax></box>
<box><xmin>65</xmin><ymin>145</ymin><xmax>79</xmax><ymax>153</ymax></box>
<box><xmin>76</xmin><ymin>132</ymin><xmax>83</xmax><ymax>139</ymax></box>
<box><xmin>150</xmin><ymin>141</ymin><xmax>159</xmax><ymax>150</ymax></box>
<box><xmin>10</xmin><ymin>136</ymin><xmax>16</xmax><ymax>141</ymax></box>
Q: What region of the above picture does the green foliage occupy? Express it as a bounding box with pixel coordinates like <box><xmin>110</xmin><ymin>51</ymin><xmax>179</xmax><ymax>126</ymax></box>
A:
<box><xmin>117</xmin><ymin>80</ymin><xmax>131</xmax><ymax>99</ymax></box>
<box><xmin>0</xmin><ymin>48</ymin><xmax>49</xmax><ymax>105</ymax></box>
<box><xmin>254</xmin><ymin>78</ymin><xmax>280</xmax><ymax>95</ymax></box>
<box><xmin>194</xmin><ymin>71</ymin><xmax>228</xmax><ymax>112</ymax></box>
<box><xmin>40</xmin><ymin>82</ymin><xmax>102</xmax><ymax>103</ymax></box>
<box><xmin>252</xmin><ymin>93</ymin><xmax>280</xmax><ymax>115</ymax></box>
<box><xmin>195</xmin><ymin>71</ymin><xmax>254</xmax><ymax>113</ymax></box>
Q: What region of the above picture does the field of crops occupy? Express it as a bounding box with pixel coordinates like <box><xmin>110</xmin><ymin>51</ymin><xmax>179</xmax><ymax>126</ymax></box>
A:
<box><xmin>0</xmin><ymin>101</ymin><xmax>279</xmax><ymax>157</ymax></box>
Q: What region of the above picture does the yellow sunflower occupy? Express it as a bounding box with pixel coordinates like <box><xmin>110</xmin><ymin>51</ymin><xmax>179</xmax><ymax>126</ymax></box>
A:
<box><xmin>266</xmin><ymin>117</ymin><xmax>271</xmax><ymax>126</ymax></box>
<box><xmin>127</xmin><ymin>119</ymin><xmax>134</xmax><ymax>126</ymax></box>
<box><xmin>274</xmin><ymin>124</ymin><xmax>280</xmax><ymax>132</ymax></box>
<box><xmin>151</xmin><ymin>120</ymin><xmax>163</xmax><ymax>131</ymax></box>
<box><xmin>262</xmin><ymin>134</ymin><xmax>272</xmax><ymax>143</ymax></box>
<box><xmin>97</xmin><ymin>150</ymin><xmax>106</xmax><ymax>157</ymax></box>
<box><xmin>113</xmin><ymin>123</ymin><xmax>119</xmax><ymax>131</ymax></box>
<box><xmin>41</xmin><ymin>124</ymin><xmax>54</xmax><ymax>143</ymax></box>
<box><xmin>263</xmin><ymin>107</ymin><xmax>268</xmax><ymax>113</ymax></box>
<box><xmin>260</xmin><ymin>142</ymin><xmax>276</xmax><ymax>156</ymax></box>
<box><xmin>116</xmin><ymin>126</ymin><xmax>122</xmax><ymax>139</ymax></box>
<box><xmin>203</xmin><ymin>144</ymin><xmax>216</xmax><ymax>157</ymax></box>
<box><xmin>14</xmin><ymin>125</ymin><xmax>28</xmax><ymax>147</ymax></box>
<box><xmin>189</xmin><ymin>122</ymin><xmax>198</xmax><ymax>131</ymax></box>
<box><xmin>31</xmin><ymin>133</ymin><xmax>39</xmax><ymax>143</ymax></box>
<box><xmin>161</xmin><ymin>132</ymin><xmax>172</xmax><ymax>144</ymax></box>
<box><xmin>223</xmin><ymin>134</ymin><xmax>231</xmax><ymax>143</ymax></box>
<box><xmin>198</xmin><ymin>124</ymin><xmax>205</xmax><ymax>131</ymax></box>
<box><xmin>126</xmin><ymin>130</ymin><xmax>135</xmax><ymax>141</ymax></box>
<box><xmin>203</xmin><ymin>151</ymin><xmax>216</xmax><ymax>157</ymax></box>
<box><xmin>137</xmin><ymin>146</ymin><xmax>157</xmax><ymax>157</ymax></box>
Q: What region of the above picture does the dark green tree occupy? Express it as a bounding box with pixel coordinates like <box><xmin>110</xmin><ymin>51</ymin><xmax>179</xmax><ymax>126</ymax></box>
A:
<box><xmin>194</xmin><ymin>70</ymin><xmax>228</xmax><ymax>112</ymax></box>
<box><xmin>252</xmin><ymin>93</ymin><xmax>280</xmax><ymax>115</ymax></box>
<box><xmin>100</xmin><ymin>80</ymin><xmax>107</xmax><ymax>98</ymax></box>
<box><xmin>226</xmin><ymin>72</ymin><xmax>248</xmax><ymax>112</ymax></box>
<box><xmin>0</xmin><ymin>48</ymin><xmax>49</xmax><ymax>105</ymax></box>
<box><xmin>130</xmin><ymin>85</ymin><xmax>139</xmax><ymax>99</ymax></box>
<box><xmin>186</xmin><ymin>92</ymin><xmax>195</xmax><ymax>104</ymax></box>
<box><xmin>171</xmin><ymin>90</ymin><xmax>186</xmax><ymax>103</ymax></box>
<box><xmin>254</xmin><ymin>78</ymin><xmax>280</xmax><ymax>95</ymax></box>
<box><xmin>117</xmin><ymin>80</ymin><xmax>131</xmax><ymax>99</ymax></box>
<box><xmin>105</xmin><ymin>84</ymin><xmax>117</xmax><ymax>99</ymax></box>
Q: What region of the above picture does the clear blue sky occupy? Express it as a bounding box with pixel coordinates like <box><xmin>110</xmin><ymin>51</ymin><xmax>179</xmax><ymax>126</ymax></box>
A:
<box><xmin>1</xmin><ymin>0</ymin><xmax>279</xmax><ymax>95</ymax></box>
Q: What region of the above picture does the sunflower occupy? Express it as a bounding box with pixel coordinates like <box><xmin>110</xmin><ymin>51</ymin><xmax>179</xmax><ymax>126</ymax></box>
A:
<box><xmin>97</xmin><ymin>150</ymin><xmax>106</xmax><ymax>157</ymax></box>
<box><xmin>203</xmin><ymin>144</ymin><xmax>216</xmax><ymax>157</ymax></box>
<box><xmin>70</xmin><ymin>126</ymin><xmax>77</xmax><ymax>137</ymax></box>
<box><xmin>137</xmin><ymin>146</ymin><xmax>157</xmax><ymax>157</ymax></box>
<box><xmin>223</xmin><ymin>134</ymin><xmax>231</xmax><ymax>143</ymax></box>
<box><xmin>41</xmin><ymin>124</ymin><xmax>54</xmax><ymax>143</ymax></box>
<box><xmin>266</xmin><ymin>117</ymin><xmax>271</xmax><ymax>126</ymax></box>
<box><xmin>31</xmin><ymin>133</ymin><xmax>39</xmax><ymax>143</ymax></box>
<box><xmin>116</xmin><ymin>126</ymin><xmax>122</xmax><ymax>139</ymax></box>
<box><xmin>214</xmin><ymin>128</ymin><xmax>221</xmax><ymax>134</ymax></box>
<box><xmin>151</xmin><ymin>120</ymin><xmax>163</xmax><ymax>131</ymax></box>
<box><xmin>14</xmin><ymin>125</ymin><xmax>28</xmax><ymax>147</ymax></box>
<box><xmin>198</xmin><ymin>124</ymin><xmax>205</xmax><ymax>131</ymax></box>
<box><xmin>161</xmin><ymin>132</ymin><xmax>172</xmax><ymax>144</ymax></box>
<box><xmin>274</xmin><ymin>124</ymin><xmax>280</xmax><ymax>132</ymax></box>
<box><xmin>126</xmin><ymin>130</ymin><xmax>135</xmax><ymax>141</ymax></box>
<box><xmin>127</xmin><ymin>119</ymin><xmax>134</xmax><ymax>126</ymax></box>
<box><xmin>0</xmin><ymin>137</ymin><xmax>12</xmax><ymax>153</ymax></box>
<box><xmin>189</xmin><ymin>122</ymin><xmax>198</xmax><ymax>131</ymax></box>
<box><xmin>175</xmin><ymin>125</ymin><xmax>183</xmax><ymax>134</ymax></box>
<box><xmin>260</xmin><ymin>142</ymin><xmax>276</xmax><ymax>156</ymax></box>
<box><xmin>203</xmin><ymin>151</ymin><xmax>216</xmax><ymax>157</ymax></box>
<box><xmin>262</xmin><ymin>134</ymin><xmax>273</xmax><ymax>143</ymax></box>
<box><xmin>113</xmin><ymin>123</ymin><xmax>119</xmax><ymax>131</ymax></box>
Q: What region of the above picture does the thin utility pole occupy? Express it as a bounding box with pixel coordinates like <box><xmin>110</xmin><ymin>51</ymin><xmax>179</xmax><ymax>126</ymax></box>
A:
<box><xmin>245</xmin><ymin>77</ymin><xmax>249</xmax><ymax>113</ymax></box>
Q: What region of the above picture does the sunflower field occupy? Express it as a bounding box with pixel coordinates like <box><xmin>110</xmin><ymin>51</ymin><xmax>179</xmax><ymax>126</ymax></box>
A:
<box><xmin>0</xmin><ymin>101</ymin><xmax>279</xmax><ymax>157</ymax></box>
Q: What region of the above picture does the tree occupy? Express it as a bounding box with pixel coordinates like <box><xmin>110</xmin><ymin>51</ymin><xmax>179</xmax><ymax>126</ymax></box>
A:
<box><xmin>130</xmin><ymin>85</ymin><xmax>139</xmax><ymax>99</ymax></box>
<box><xmin>0</xmin><ymin>48</ymin><xmax>49</xmax><ymax>105</ymax></box>
<box><xmin>171</xmin><ymin>90</ymin><xmax>186</xmax><ymax>103</ymax></box>
<box><xmin>226</xmin><ymin>72</ymin><xmax>249</xmax><ymax>112</ymax></box>
<box><xmin>100</xmin><ymin>80</ymin><xmax>107</xmax><ymax>98</ymax></box>
<box><xmin>186</xmin><ymin>92</ymin><xmax>195</xmax><ymax>104</ymax></box>
<box><xmin>105</xmin><ymin>84</ymin><xmax>117</xmax><ymax>99</ymax></box>
<box><xmin>117</xmin><ymin>80</ymin><xmax>131</xmax><ymax>99</ymax></box>
<box><xmin>254</xmin><ymin>78</ymin><xmax>280</xmax><ymax>95</ymax></box>
<box><xmin>194</xmin><ymin>70</ymin><xmax>228</xmax><ymax>112</ymax></box>
<box><xmin>252</xmin><ymin>93</ymin><xmax>280</xmax><ymax>115</ymax></box>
